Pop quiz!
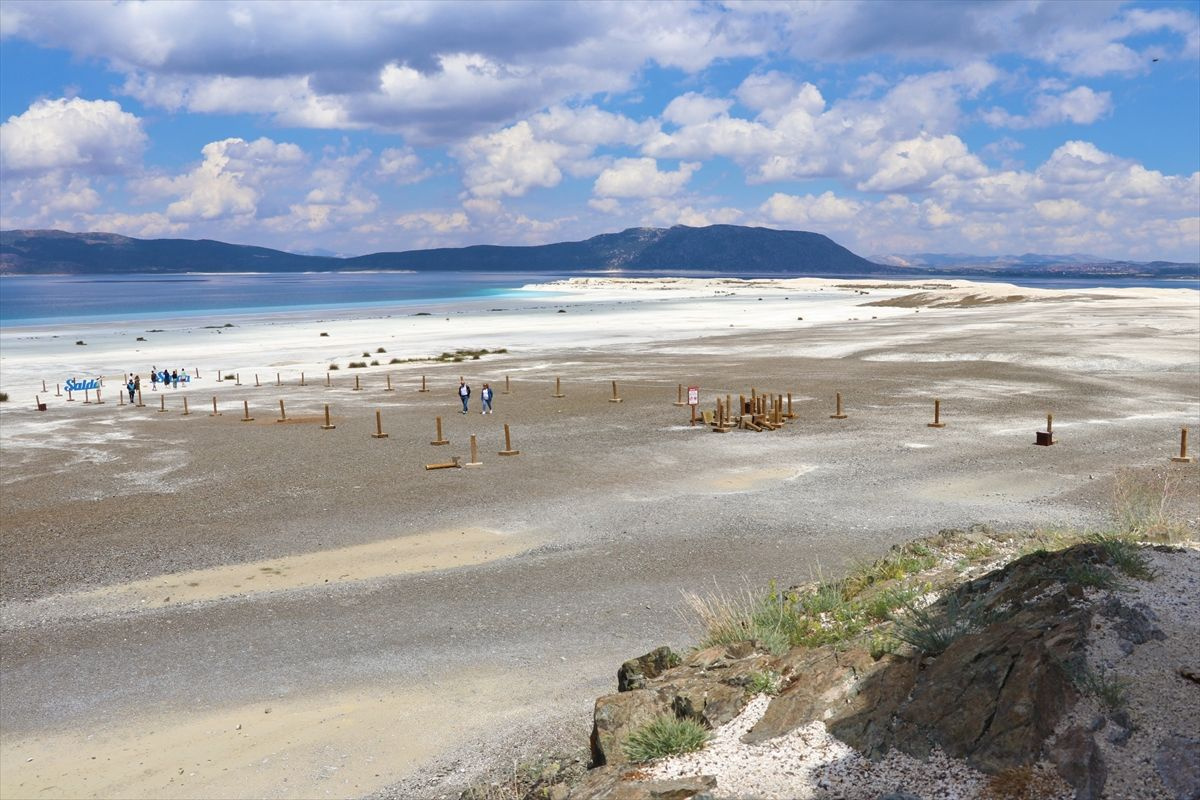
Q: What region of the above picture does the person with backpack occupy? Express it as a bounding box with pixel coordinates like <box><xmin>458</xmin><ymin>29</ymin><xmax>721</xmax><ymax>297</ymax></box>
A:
<box><xmin>126</xmin><ymin>376</ymin><xmax>136</xmax><ymax>403</ymax></box>
<box><xmin>171</xmin><ymin>369</ymin><xmax>179</xmax><ymax>388</ymax></box>
<box><xmin>458</xmin><ymin>379</ymin><xmax>471</xmax><ymax>414</ymax></box>
<box><xmin>480</xmin><ymin>383</ymin><xmax>493</xmax><ymax>414</ymax></box>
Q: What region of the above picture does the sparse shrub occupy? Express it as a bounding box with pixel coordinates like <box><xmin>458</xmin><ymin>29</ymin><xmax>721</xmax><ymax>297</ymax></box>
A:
<box><xmin>389</xmin><ymin>358</ymin><xmax>402</xmax><ymax>364</ymax></box>
<box><xmin>320</xmin><ymin>332</ymin><xmax>329</xmax><ymax>337</ymax></box>
<box><xmin>622</xmin><ymin>715</ymin><xmax>709</xmax><ymax>763</ymax></box>
<box><xmin>868</xmin><ymin>631</ymin><xmax>900</xmax><ymax>659</ymax></box>
<box><xmin>0</xmin><ymin>392</ymin><xmax>9</xmax><ymax>403</ymax></box>
<box><xmin>348</xmin><ymin>361</ymin><xmax>367</xmax><ymax>369</ymax></box>
<box><xmin>328</xmin><ymin>364</ymin><xmax>339</xmax><ymax>370</ymax></box>
<box><xmin>362</xmin><ymin>352</ymin><xmax>371</xmax><ymax>358</ymax></box>
<box><xmin>75</xmin><ymin>340</ymin><xmax>86</xmax><ymax>345</ymax></box>
<box><xmin>1089</xmin><ymin>533</ymin><xmax>1156</xmax><ymax>580</ymax></box>
<box><xmin>861</xmin><ymin>584</ymin><xmax>923</xmax><ymax>623</ymax></box>
<box><xmin>376</xmin><ymin>347</ymin><xmax>386</xmax><ymax>353</ymax></box>
<box><xmin>892</xmin><ymin>593</ymin><xmax>996</xmax><ymax>655</ymax></box>
<box><xmin>1073</xmin><ymin>667</ymin><xmax>1131</xmax><ymax>713</ymax></box>
<box><xmin>1110</xmin><ymin>468</ymin><xmax>1191</xmax><ymax>542</ymax></box>
<box><xmin>746</xmin><ymin>670</ymin><xmax>782</xmax><ymax>696</ymax></box>
<box><xmin>222</xmin><ymin>323</ymin><xmax>234</xmax><ymax>328</ymax></box>
<box><xmin>370</xmin><ymin>360</ymin><xmax>379</xmax><ymax>366</ymax></box>
<box><xmin>1062</xmin><ymin>563</ymin><xmax>1125</xmax><ymax>590</ymax></box>
<box><xmin>964</xmin><ymin>541</ymin><xmax>998</xmax><ymax>562</ymax></box>
<box><xmin>136</xmin><ymin>336</ymin><xmax>147</xmax><ymax>342</ymax></box>
<box><xmin>224</xmin><ymin>374</ymin><xmax>236</xmax><ymax>380</ymax></box>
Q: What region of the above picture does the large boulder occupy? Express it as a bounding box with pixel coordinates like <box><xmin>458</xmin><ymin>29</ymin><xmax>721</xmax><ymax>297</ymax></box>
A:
<box><xmin>590</xmin><ymin>690</ymin><xmax>672</xmax><ymax>766</ymax></box>
<box><xmin>618</xmin><ymin>647</ymin><xmax>678</xmax><ymax>692</ymax></box>
<box><xmin>743</xmin><ymin>647</ymin><xmax>878</xmax><ymax>744</ymax></box>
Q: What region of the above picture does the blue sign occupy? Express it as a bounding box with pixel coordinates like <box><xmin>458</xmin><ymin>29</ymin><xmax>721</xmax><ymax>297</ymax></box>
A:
<box><xmin>64</xmin><ymin>378</ymin><xmax>100</xmax><ymax>392</ymax></box>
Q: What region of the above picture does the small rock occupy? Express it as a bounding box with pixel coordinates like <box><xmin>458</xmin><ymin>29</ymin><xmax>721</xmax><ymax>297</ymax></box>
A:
<box><xmin>1154</xmin><ymin>735</ymin><xmax>1200</xmax><ymax>800</ymax></box>
<box><xmin>1106</xmin><ymin>724</ymin><xmax>1132</xmax><ymax>746</ymax></box>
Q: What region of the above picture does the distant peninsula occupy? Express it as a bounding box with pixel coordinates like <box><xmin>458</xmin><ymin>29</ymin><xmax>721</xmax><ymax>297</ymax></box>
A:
<box><xmin>1</xmin><ymin>225</ymin><xmax>1195</xmax><ymax>279</ymax></box>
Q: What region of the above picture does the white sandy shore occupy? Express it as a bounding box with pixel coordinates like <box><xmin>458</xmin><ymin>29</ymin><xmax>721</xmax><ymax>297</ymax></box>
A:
<box><xmin>2</xmin><ymin>277</ymin><xmax>1195</xmax><ymax>402</ymax></box>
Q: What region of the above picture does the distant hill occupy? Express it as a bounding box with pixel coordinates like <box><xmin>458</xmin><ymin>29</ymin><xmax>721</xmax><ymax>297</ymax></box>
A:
<box><xmin>0</xmin><ymin>226</ymin><xmax>882</xmax><ymax>276</ymax></box>
<box><xmin>872</xmin><ymin>251</ymin><xmax>1198</xmax><ymax>279</ymax></box>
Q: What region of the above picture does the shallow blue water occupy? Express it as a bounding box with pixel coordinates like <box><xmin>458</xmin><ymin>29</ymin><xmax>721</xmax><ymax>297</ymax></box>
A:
<box><xmin>1</xmin><ymin>270</ymin><xmax>1195</xmax><ymax>326</ymax></box>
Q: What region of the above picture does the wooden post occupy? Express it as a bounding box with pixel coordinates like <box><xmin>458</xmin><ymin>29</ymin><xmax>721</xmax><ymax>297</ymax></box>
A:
<box><xmin>66</xmin><ymin>388</ymin><xmax>74</xmax><ymax>402</ymax></box>
<box><xmin>354</xmin><ymin>374</ymin><xmax>362</xmax><ymax>391</ymax></box>
<box><xmin>418</xmin><ymin>375</ymin><xmax>430</xmax><ymax>393</ymax></box>
<box><xmin>690</xmin><ymin>403</ymin><xmax>697</xmax><ymax>427</ymax></box>
<box><xmin>499</xmin><ymin>423</ymin><xmax>520</xmax><ymax>455</ymax></box>
<box><xmin>385</xmin><ymin>374</ymin><xmax>394</xmax><ymax>392</ymax></box>
<box><xmin>503</xmin><ymin>375</ymin><xmax>511</xmax><ymax>395</ymax></box>
<box><xmin>95</xmin><ymin>388</ymin><xmax>105</xmax><ymax>404</ymax></box>
<box><xmin>1036</xmin><ymin>413</ymin><xmax>1055</xmax><ymax>446</ymax></box>
<box><xmin>785</xmin><ymin>392</ymin><xmax>795</xmax><ymax>420</ymax></box>
<box><xmin>83</xmin><ymin>389</ymin><xmax>91</xmax><ymax>404</ymax></box>
<box><xmin>1172</xmin><ymin>427</ymin><xmax>1194</xmax><ymax>463</ymax></box>
<box><xmin>300</xmin><ymin>372</ymin><xmax>306</xmax><ymax>386</ymax></box>
<box><xmin>211</xmin><ymin>396</ymin><xmax>220</xmax><ymax>417</ymax></box>
<box><xmin>159</xmin><ymin>394</ymin><xmax>167</xmax><ymax>413</ymax></box>
<box><xmin>609</xmin><ymin>380</ymin><xmax>622</xmax><ymax>403</ymax></box>
<box><xmin>431</xmin><ymin>416</ymin><xmax>449</xmax><ymax>445</ymax></box>
<box><xmin>35</xmin><ymin>394</ymin><xmax>45</xmax><ymax>411</ymax></box>
<box><xmin>41</xmin><ymin>379</ymin><xmax>46</xmax><ymax>392</ymax></box>
<box><xmin>255</xmin><ymin>374</ymin><xmax>261</xmax><ymax>387</ymax></box>
<box><xmin>830</xmin><ymin>392</ymin><xmax>847</xmax><ymax>419</ymax></box>
<box><xmin>466</xmin><ymin>434</ymin><xmax>482</xmax><ymax>467</ymax></box>
<box><xmin>195</xmin><ymin>368</ymin><xmax>200</xmax><ymax>379</ymax></box>
<box><xmin>218</xmin><ymin>372</ymin><xmax>224</xmax><ymax>383</ymax></box>
<box><xmin>136</xmin><ymin>388</ymin><xmax>144</xmax><ymax>407</ymax></box>
<box><xmin>277</xmin><ymin>399</ymin><xmax>287</xmax><ymax>422</ymax></box>
<box><xmin>1047</xmin><ymin>413</ymin><xmax>1053</xmax><ymax>436</ymax></box>
<box><xmin>326</xmin><ymin>372</ymin><xmax>331</xmax><ymax>387</ymax></box>
<box><xmin>726</xmin><ymin>395</ymin><xmax>732</xmax><ymax>426</ymax></box>
<box><xmin>55</xmin><ymin>383</ymin><xmax>62</xmax><ymax>397</ymax></box>
<box><xmin>236</xmin><ymin>373</ymin><xmax>241</xmax><ymax>386</ymax></box>
<box><xmin>928</xmin><ymin>398</ymin><xmax>946</xmax><ymax>428</ymax></box>
<box><xmin>119</xmin><ymin>389</ymin><xmax>125</xmax><ymax>406</ymax></box>
<box><xmin>674</xmin><ymin>384</ymin><xmax>686</xmax><ymax>407</ymax></box>
<box><xmin>182</xmin><ymin>397</ymin><xmax>190</xmax><ymax>416</ymax></box>
<box><xmin>553</xmin><ymin>376</ymin><xmax>565</xmax><ymax>398</ymax></box>
<box><xmin>241</xmin><ymin>400</ymin><xmax>254</xmax><ymax>422</ymax></box>
<box><xmin>372</xmin><ymin>409</ymin><xmax>388</xmax><ymax>439</ymax></box>
<box><xmin>321</xmin><ymin>404</ymin><xmax>335</xmax><ymax>430</ymax></box>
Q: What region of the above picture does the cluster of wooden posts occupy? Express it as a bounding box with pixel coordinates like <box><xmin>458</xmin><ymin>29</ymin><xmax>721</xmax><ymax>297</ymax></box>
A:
<box><xmin>27</xmin><ymin>371</ymin><xmax>1197</xmax><ymax>465</ymax></box>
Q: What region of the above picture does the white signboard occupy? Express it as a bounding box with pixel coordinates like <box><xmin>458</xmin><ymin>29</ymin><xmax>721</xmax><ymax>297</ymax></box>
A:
<box><xmin>687</xmin><ymin>386</ymin><xmax>699</xmax><ymax>406</ymax></box>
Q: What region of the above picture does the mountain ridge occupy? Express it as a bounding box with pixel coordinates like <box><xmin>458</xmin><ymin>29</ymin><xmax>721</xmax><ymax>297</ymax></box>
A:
<box><xmin>1</xmin><ymin>226</ymin><xmax>1195</xmax><ymax>278</ymax></box>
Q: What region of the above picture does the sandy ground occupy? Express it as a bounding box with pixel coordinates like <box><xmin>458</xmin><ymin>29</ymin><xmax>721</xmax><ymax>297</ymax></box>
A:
<box><xmin>1</xmin><ymin>278</ymin><xmax>1197</xmax><ymax>800</ymax></box>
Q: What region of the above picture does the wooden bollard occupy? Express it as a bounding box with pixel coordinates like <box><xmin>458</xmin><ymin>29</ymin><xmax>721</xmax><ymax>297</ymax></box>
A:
<box><xmin>690</xmin><ymin>403</ymin><xmax>697</xmax><ymax>427</ymax></box>
<box><xmin>418</xmin><ymin>375</ymin><xmax>430</xmax><ymax>393</ymax></box>
<box><xmin>498</xmin><ymin>423</ymin><xmax>520</xmax><ymax>456</ymax></box>
<box><xmin>1036</xmin><ymin>413</ymin><xmax>1055</xmax><ymax>446</ymax></box>
<box><xmin>159</xmin><ymin>395</ymin><xmax>167</xmax><ymax>413</ymax></box>
<box><xmin>321</xmin><ymin>404</ymin><xmax>335</xmax><ymax>430</ymax></box>
<box><xmin>465</xmin><ymin>434</ymin><xmax>482</xmax><ymax>467</ymax></box>
<box><xmin>276</xmin><ymin>373</ymin><xmax>281</xmax><ymax>387</ymax></box>
<box><xmin>830</xmin><ymin>392</ymin><xmax>848</xmax><ymax>420</ymax></box>
<box><xmin>371</xmin><ymin>409</ymin><xmax>388</xmax><ymax>439</ymax></box>
<box><xmin>95</xmin><ymin>388</ymin><xmax>105</xmax><ymax>404</ymax></box>
<box><xmin>503</xmin><ymin>375</ymin><xmax>511</xmax><ymax>395</ymax></box>
<box><xmin>83</xmin><ymin>389</ymin><xmax>92</xmax><ymax>404</ymax></box>
<box><xmin>218</xmin><ymin>372</ymin><xmax>224</xmax><ymax>383</ymax></box>
<box><xmin>928</xmin><ymin>398</ymin><xmax>946</xmax><ymax>428</ymax></box>
<box><xmin>610</xmin><ymin>380</ymin><xmax>622</xmax><ymax>403</ymax></box>
<box><xmin>42</xmin><ymin>379</ymin><xmax>46</xmax><ymax>392</ymax></box>
<box><xmin>66</xmin><ymin>388</ymin><xmax>74</xmax><ymax>402</ymax></box>
<box><xmin>236</xmin><ymin>373</ymin><xmax>242</xmax><ymax>386</ymax></box>
<box><xmin>1171</xmin><ymin>427</ymin><xmax>1193</xmax><ymax>463</ymax></box>
<box><xmin>326</xmin><ymin>372</ymin><xmax>331</xmax><ymax>387</ymax></box>
<box><xmin>674</xmin><ymin>384</ymin><xmax>687</xmax><ymax>407</ymax></box>
<box><xmin>726</xmin><ymin>395</ymin><xmax>731</xmax><ymax>426</ymax></box>
<box><xmin>35</xmin><ymin>394</ymin><xmax>46</xmax><ymax>411</ymax></box>
<box><xmin>300</xmin><ymin>372</ymin><xmax>306</xmax><ymax>386</ymax></box>
<box><xmin>431</xmin><ymin>416</ymin><xmax>449</xmax><ymax>445</ymax></box>
<box><xmin>136</xmin><ymin>388</ymin><xmax>144</xmax><ymax>407</ymax></box>
<box><xmin>553</xmin><ymin>376</ymin><xmax>565</xmax><ymax>398</ymax></box>
<box><xmin>241</xmin><ymin>400</ymin><xmax>254</xmax><ymax>422</ymax></box>
<box><xmin>182</xmin><ymin>397</ymin><xmax>190</xmax><ymax>416</ymax></box>
<box><xmin>277</xmin><ymin>399</ymin><xmax>287</xmax><ymax>422</ymax></box>
<box><xmin>785</xmin><ymin>392</ymin><xmax>795</xmax><ymax>420</ymax></box>
<box><xmin>119</xmin><ymin>389</ymin><xmax>125</xmax><ymax>406</ymax></box>
<box><xmin>425</xmin><ymin>456</ymin><xmax>462</xmax><ymax>470</ymax></box>
<box><xmin>384</xmin><ymin>374</ymin><xmax>394</xmax><ymax>392</ymax></box>
<box><xmin>55</xmin><ymin>383</ymin><xmax>62</xmax><ymax>397</ymax></box>
<box><xmin>195</xmin><ymin>368</ymin><xmax>200</xmax><ymax>379</ymax></box>
<box><xmin>255</xmin><ymin>374</ymin><xmax>261</xmax><ymax>387</ymax></box>
<box><xmin>712</xmin><ymin>399</ymin><xmax>728</xmax><ymax>433</ymax></box>
<box><xmin>211</xmin><ymin>396</ymin><xmax>220</xmax><ymax>417</ymax></box>
<box><xmin>354</xmin><ymin>374</ymin><xmax>362</xmax><ymax>391</ymax></box>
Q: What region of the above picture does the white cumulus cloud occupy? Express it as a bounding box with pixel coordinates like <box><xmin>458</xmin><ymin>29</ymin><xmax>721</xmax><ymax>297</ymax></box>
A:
<box><xmin>593</xmin><ymin>158</ymin><xmax>699</xmax><ymax>198</ymax></box>
<box><xmin>1</xmin><ymin>97</ymin><xmax>146</xmax><ymax>175</ymax></box>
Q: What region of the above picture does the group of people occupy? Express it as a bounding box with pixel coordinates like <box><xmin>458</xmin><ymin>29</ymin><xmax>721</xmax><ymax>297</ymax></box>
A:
<box><xmin>123</xmin><ymin>367</ymin><xmax>189</xmax><ymax>402</ymax></box>
<box><xmin>458</xmin><ymin>379</ymin><xmax>494</xmax><ymax>414</ymax></box>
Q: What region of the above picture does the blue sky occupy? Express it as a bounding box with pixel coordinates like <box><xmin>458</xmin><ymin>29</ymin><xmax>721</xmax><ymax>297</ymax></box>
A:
<box><xmin>1</xmin><ymin>0</ymin><xmax>1197</xmax><ymax>261</ymax></box>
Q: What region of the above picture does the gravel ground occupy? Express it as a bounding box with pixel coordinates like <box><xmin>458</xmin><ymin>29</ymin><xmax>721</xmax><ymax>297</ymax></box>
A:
<box><xmin>1</xmin><ymin>287</ymin><xmax>1197</xmax><ymax>799</ymax></box>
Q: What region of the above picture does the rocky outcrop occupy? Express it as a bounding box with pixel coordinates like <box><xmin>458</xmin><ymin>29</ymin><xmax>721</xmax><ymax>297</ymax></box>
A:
<box><xmin>1155</xmin><ymin>735</ymin><xmax>1200</xmax><ymax>800</ymax></box>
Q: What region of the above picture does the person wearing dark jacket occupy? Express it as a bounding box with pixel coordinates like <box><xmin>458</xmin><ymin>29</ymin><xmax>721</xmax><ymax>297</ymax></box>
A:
<box><xmin>458</xmin><ymin>379</ymin><xmax>471</xmax><ymax>414</ymax></box>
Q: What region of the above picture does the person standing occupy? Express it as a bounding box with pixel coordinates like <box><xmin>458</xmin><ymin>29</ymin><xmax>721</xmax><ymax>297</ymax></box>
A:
<box><xmin>171</xmin><ymin>369</ymin><xmax>179</xmax><ymax>388</ymax></box>
<box><xmin>458</xmin><ymin>379</ymin><xmax>471</xmax><ymax>414</ymax></box>
<box><xmin>150</xmin><ymin>367</ymin><xmax>158</xmax><ymax>391</ymax></box>
<box><xmin>126</xmin><ymin>376</ymin><xmax>136</xmax><ymax>403</ymax></box>
<box><xmin>480</xmin><ymin>383</ymin><xmax>493</xmax><ymax>414</ymax></box>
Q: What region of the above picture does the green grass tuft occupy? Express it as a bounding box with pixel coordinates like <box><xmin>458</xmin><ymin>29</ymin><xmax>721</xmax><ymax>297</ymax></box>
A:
<box><xmin>622</xmin><ymin>715</ymin><xmax>709</xmax><ymax>763</ymax></box>
<box><xmin>1074</xmin><ymin>667</ymin><xmax>1131</xmax><ymax>713</ymax></box>
<box><xmin>891</xmin><ymin>593</ymin><xmax>996</xmax><ymax>655</ymax></box>
<box><xmin>1089</xmin><ymin>533</ymin><xmax>1156</xmax><ymax>580</ymax></box>
<box><xmin>746</xmin><ymin>670</ymin><xmax>783</xmax><ymax>696</ymax></box>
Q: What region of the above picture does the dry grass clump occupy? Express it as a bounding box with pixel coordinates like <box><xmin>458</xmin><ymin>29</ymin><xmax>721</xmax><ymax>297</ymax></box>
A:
<box><xmin>1109</xmin><ymin>468</ymin><xmax>1194</xmax><ymax>543</ymax></box>
<box><xmin>982</xmin><ymin>764</ymin><xmax>1071</xmax><ymax>799</ymax></box>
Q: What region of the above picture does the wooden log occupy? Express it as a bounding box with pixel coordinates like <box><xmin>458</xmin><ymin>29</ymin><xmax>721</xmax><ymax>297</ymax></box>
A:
<box><xmin>371</xmin><ymin>409</ymin><xmax>389</xmax><ymax>439</ymax></box>
<box><xmin>425</xmin><ymin>456</ymin><xmax>462</xmax><ymax>470</ymax></box>
<box><xmin>498</xmin><ymin>423</ymin><xmax>520</xmax><ymax>456</ymax></box>
<box><xmin>431</xmin><ymin>416</ymin><xmax>449</xmax><ymax>445</ymax></box>
<box><xmin>1172</xmin><ymin>427</ymin><xmax>1194</xmax><ymax>463</ymax></box>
